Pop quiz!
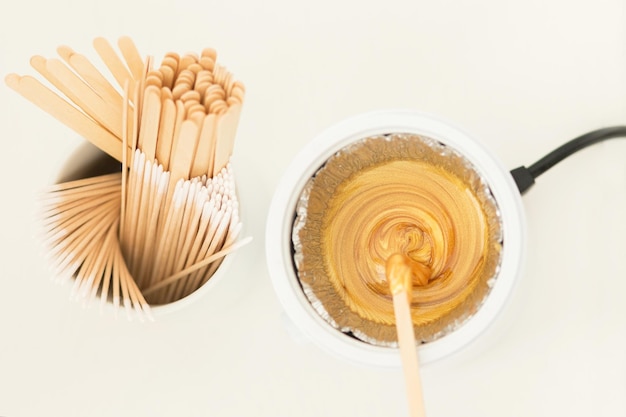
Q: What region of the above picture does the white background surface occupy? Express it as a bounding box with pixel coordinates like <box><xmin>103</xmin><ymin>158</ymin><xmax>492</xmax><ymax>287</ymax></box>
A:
<box><xmin>0</xmin><ymin>1</ymin><xmax>625</xmax><ymax>416</ymax></box>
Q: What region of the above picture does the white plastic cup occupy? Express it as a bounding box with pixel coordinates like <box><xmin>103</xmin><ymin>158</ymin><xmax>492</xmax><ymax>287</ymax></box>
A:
<box><xmin>266</xmin><ymin>109</ymin><xmax>526</xmax><ymax>367</ymax></box>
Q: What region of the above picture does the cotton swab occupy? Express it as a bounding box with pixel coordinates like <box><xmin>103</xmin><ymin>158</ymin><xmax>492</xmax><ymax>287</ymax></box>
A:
<box><xmin>386</xmin><ymin>253</ymin><xmax>427</xmax><ymax>417</ymax></box>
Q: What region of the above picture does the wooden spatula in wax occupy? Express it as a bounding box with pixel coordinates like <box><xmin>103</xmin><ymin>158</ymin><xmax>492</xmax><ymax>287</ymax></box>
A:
<box><xmin>386</xmin><ymin>253</ymin><xmax>429</xmax><ymax>417</ymax></box>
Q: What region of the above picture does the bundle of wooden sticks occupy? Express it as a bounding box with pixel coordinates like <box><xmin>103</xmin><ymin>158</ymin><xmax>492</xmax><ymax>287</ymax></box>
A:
<box><xmin>6</xmin><ymin>37</ymin><xmax>250</xmax><ymax>320</ymax></box>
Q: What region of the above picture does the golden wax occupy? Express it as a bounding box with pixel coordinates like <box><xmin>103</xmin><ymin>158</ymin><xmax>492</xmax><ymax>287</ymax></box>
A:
<box><xmin>294</xmin><ymin>134</ymin><xmax>502</xmax><ymax>344</ymax></box>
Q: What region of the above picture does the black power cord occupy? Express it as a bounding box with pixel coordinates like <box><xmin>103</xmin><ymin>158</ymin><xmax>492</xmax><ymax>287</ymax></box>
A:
<box><xmin>511</xmin><ymin>126</ymin><xmax>626</xmax><ymax>195</ymax></box>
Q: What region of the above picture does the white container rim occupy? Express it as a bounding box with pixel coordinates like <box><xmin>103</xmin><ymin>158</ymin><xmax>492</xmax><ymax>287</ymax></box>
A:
<box><xmin>266</xmin><ymin>109</ymin><xmax>526</xmax><ymax>367</ymax></box>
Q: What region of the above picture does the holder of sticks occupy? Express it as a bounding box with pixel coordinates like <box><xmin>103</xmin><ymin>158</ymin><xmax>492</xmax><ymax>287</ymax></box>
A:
<box><xmin>7</xmin><ymin>37</ymin><xmax>250</xmax><ymax>320</ymax></box>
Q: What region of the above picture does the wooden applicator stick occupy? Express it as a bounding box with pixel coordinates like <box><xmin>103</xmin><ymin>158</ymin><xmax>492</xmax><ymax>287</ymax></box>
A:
<box><xmin>386</xmin><ymin>254</ymin><xmax>427</xmax><ymax>417</ymax></box>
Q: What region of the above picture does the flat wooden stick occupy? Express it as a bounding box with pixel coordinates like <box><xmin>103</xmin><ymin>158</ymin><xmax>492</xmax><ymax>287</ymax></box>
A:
<box><xmin>5</xmin><ymin>74</ymin><xmax>131</xmax><ymax>164</ymax></box>
<box><xmin>169</xmin><ymin>119</ymin><xmax>199</xmax><ymax>185</ymax></box>
<box><xmin>117</xmin><ymin>37</ymin><xmax>145</xmax><ymax>81</ymax></box>
<box><xmin>167</xmin><ymin>100</ymin><xmax>186</xmax><ymax>171</ymax></box>
<box><xmin>57</xmin><ymin>45</ymin><xmax>123</xmax><ymax>109</ymax></box>
<box><xmin>29</xmin><ymin>55</ymin><xmax>96</xmax><ymax>121</ymax></box>
<box><xmin>159</xmin><ymin>65</ymin><xmax>175</xmax><ymax>90</ymax></box>
<box><xmin>45</xmin><ymin>58</ymin><xmax>123</xmax><ymax>138</ymax></box>
<box><xmin>93</xmin><ymin>37</ymin><xmax>134</xmax><ymax>91</ymax></box>
<box><xmin>190</xmin><ymin>113</ymin><xmax>215</xmax><ymax>178</ymax></box>
<box><xmin>386</xmin><ymin>254</ymin><xmax>427</xmax><ymax>417</ymax></box>
<box><xmin>212</xmin><ymin>104</ymin><xmax>241</xmax><ymax>176</ymax></box>
<box><xmin>137</xmin><ymin>85</ymin><xmax>161</xmax><ymax>161</ymax></box>
<box><xmin>155</xmin><ymin>97</ymin><xmax>176</xmax><ymax>169</ymax></box>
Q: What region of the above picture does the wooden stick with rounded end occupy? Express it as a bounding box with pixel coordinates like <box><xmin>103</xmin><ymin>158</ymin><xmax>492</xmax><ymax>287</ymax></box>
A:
<box><xmin>386</xmin><ymin>253</ymin><xmax>427</xmax><ymax>417</ymax></box>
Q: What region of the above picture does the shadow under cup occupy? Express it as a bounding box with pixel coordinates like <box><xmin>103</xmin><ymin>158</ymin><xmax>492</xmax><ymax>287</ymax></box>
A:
<box><xmin>266</xmin><ymin>110</ymin><xmax>526</xmax><ymax>367</ymax></box>
<box><xmin>51</xmin><ymin>141</ymin><xmax>240</xmax><ymax>316</ymax></box>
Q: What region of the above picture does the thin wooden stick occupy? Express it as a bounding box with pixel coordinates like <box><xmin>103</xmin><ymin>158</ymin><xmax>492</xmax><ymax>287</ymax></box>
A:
<box><xmin>128</xmin><ymin>154</ymin><xmax>152</xmax><ymax>274</ymax></box>
<box><xmin>120</xmin><ymin>80</ymin><xmax>130</xmax><ymax>242</ymax></box>
<box><xmin>43</xmin><ymin>172</ymin><xmax>121</xmax><ymax>193</ymax></box>
<box><xmin>156</xmin><ymin>97</ymin><xmax>176</xmax><ymax>169</ymax></box>
<box><xmin>40</xmin><ymin>194</ymin><xmax>119</xmax><ymax>231</ymax></box>
<box><xmin>48</xmin><ymin>206</ymin><xmax>119</xmax><ymax>281</ymax></box>
<box><xmin>168</xmin><ymin>181</ymin><xmax>207</xmax><ymax>299</ymax></box>
<box><xmin>136</xmin><ymin>167</ymin><xmax>169</xmax><ymax>286</ymax></box>
<box><xmin>70</xmin><ymin>229</ymin><xmax>105</xmax><ymax>299</ymax></box>
<box><xmin>143</xmin><ymin>236</ymin><xmax>252</xmax><ymax>296</ymax></box>
<box><xmin>144</xmin><ymin>178</ymin><xmax>182</xmax><ymax>291</ymax></box>
<box><xmin>115</xmin><ymin>237</ymin><xmax>132</xmax><ymax>319</ymax></box>
<box><xmin>179</xmin><ymin>200</ymin><xmax>215</xmax><ymax>295</ymax></box>
<box><xmin>386</xmin><ymin>254</ymin><xmax>427</xmax><ymax>417</ymax></box>
<box><xmin>40</xmin><ymin>188</ymin><xmax>118</xmax><ymax>217</ymax></box>
<box><xmin>129</xmin><ymin>160</ymin><xmax>157</xmax><ymax>281</ymax></box>
<box><xmin>193</xmin><ymin>204</ymin><xmax>232</xmax><ymax>291</ymax></box>
<box><xmin>43</xmin><ymin>198</ymin><xmax>119</xmax><ymax>246</ymax></box>
<box><xmin>44</xmin><ymin>196</ymin><xmax>119</xmax><ymax>253</ymax></box>
<box><xmin>86</xmin><ymin>223</ymin><xmax>116</xmax><ymax>305</ymax></box>
<box><xmin>185</xmin><ymin>202</ymin><xmax>225</xmax><ymax>291</ymax></box>
<box><xmin>99</xmin><ymin>239</ymin><xmax>115</xmax><ymax>311</ymax></box>
<box><xmin>77</xmin><ymin>220</ymin><xmax>118</xmax><ymax>301</ymax></box>
<box><xmin>122</xmin><ymin>151</ymin><xmax>145</xmax><ymax>262</ymax></box>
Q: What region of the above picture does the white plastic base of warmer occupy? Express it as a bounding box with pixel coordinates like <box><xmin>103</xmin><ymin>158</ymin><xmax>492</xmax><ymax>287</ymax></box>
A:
<box><xmin>266</xmin><ymin>109</ymin><xmax>526</xmax><ymax>367</ymax></box>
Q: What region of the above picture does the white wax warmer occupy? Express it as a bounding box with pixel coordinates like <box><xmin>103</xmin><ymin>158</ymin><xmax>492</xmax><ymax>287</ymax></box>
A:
<box><xmin>266</xmin><ymin>110</ymin><xmax>526</xmax><ymax>367</ymax></box>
